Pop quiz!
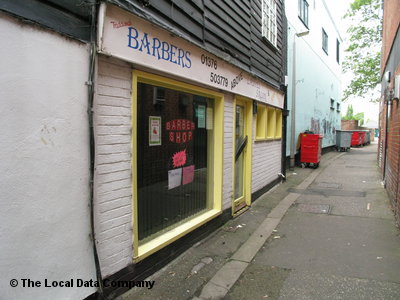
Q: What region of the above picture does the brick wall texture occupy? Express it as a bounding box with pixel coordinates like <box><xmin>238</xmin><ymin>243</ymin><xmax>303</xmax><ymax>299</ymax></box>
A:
<box><xmin>380</xmin><ymin>100</ymin><xmax>400</xmax><ymax>226</ymax></box>
<box><xmin>252</xmin><ymin>138</ymin><xmax>281</xmax><ymax>193</ymax></box>
<box><xmin>380</xmin><ymin>0</ymin><xmax>400</xmax><ymax>225</ymax></box>
<box><xmin>223</xmin><ymin>95</ymin><xmax>234</xmax><ymax>210</ymax></box>
<box><xmin>94</xmin><ymin>56</ymin><xmax>133</xmax><ymax>278</ymax></box>
<box><xmin>341</xmin><ymin>119</ymin><xmax>359</xmax><ymax>130</ymax></box>
<box><xmin>381</xmin><ymin>0</ymin><xmax>400</xmax><ymax>71</ymax></box>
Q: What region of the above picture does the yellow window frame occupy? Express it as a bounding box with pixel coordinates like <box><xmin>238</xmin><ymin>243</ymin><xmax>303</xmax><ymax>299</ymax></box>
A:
<box><xmin>266</xmin><ymin>106</ymin><xmax>276</xmax><ymax>139</ymax></box>
<box><xmin>255</xmin><ymin>104</ymin><xmax>283</xmax><ymax>141</ymax></box>
<box><xmin>255</xmin><ymin>104</ymin><xmax>267</xmax><ymax>140</ymax></box>
<box><xmin>275</xmin><ymin>109</ymin><xmax>282</xmax><ymax>139</ymax></box>
<box><xmin>132</xmin><ymin>70</ymin><xmax>224</xmax><ymax>261</ymax></box>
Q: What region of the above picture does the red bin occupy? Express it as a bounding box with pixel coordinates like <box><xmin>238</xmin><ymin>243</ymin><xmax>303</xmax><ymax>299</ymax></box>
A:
<box><xmin>360</xmin><ymin>131</ymin><xmax>366</xmax><ymax>145</ymax></box>
<box><xmin>351</xmin><ymin>131</ymin><xmax>361</xmax><ymax>147</ymax></box>
<box><xmin>300</xmin><ymin>133</ymin><xmax>322</xmax><ymax>168</ymax></box>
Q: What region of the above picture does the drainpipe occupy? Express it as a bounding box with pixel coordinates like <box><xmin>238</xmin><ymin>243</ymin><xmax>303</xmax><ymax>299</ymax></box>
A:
<box><xmin>280</xmin><ymin>84</ymin><xmax>288</xmax><ymax>180</ymax></box>
<box><xmin>87</xmin><ymin>1</ymin><xmax>104</xmax><ymax>298</ymax></box>
<box><xmin>383</xmin><ymin>97</ymin><xmax>389</xmax><ymax>185</ymax></box>
<box><xmin>289</xmin><ymin>30</ymin><xmax>309</xmax><ymax>169</ymax></box>
<box><xmin>396</xmin><ymin>101</ymin><xmax>400</xmax><ymax>205</ymax></box>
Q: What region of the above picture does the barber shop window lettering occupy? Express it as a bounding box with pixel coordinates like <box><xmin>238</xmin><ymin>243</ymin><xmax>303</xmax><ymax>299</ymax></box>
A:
<box><xmin>166</xmin><ymin>119</ymin><xmax>195</xmax><ymax>144</ymax></box>
<box><xmin>127</xmin><ymin>27</ymin><xmax>191</xmax><ymax>68</ymax></box>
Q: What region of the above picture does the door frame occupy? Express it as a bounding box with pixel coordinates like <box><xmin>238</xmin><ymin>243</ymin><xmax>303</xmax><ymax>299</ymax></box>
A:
<box><xmin>232</xmin><ymin>96</ymin><xmax>253</xmax><ymax>216</ymax></box>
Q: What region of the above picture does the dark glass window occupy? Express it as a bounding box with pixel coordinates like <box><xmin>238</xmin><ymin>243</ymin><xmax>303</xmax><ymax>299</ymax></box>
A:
<box><xmin>322</xmin><ymin>28</ymin><xmax>328</xmax><ymax>54</ymax></box>
<box><xmin>298</xmin><ymin>0</ymin><xmax>309</xmax><ymax>27</ymax></box>
<box><xmin>336</xmin><ymin>39</ymin><xmax>340</xmax><ymax>63</ymax></box>
<box><xmin>137</xmin><ymin>82</ymin><xmax>214</xmax><ymax>242</ymax></box>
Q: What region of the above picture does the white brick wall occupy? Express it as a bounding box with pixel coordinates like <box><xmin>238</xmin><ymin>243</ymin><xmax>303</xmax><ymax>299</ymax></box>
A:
<box><xmin>94</xmin><ymin>56</ymin><xmax>133</xmax><ymax>278</ymax></box>
<box><xmin>251</xmin><ymin>139</ymin><xmax>282</xmax><ymax>193</ymax></box>
<box><xmin>223</xmin><ymin>95</ymin><xmax>234</xmax><ymax>210</ymax></box>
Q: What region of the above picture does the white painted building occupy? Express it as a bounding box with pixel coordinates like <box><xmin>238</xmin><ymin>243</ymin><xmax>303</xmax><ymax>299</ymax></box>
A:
<box><xmin>286</xmin><ymin>0</ymin><xmax>343</xmax><ymax>161</ymax></box>
<box><xmin>0</xmin><ymin>10</ymin><xmax>97</xmax><ymax>300</ymax></box>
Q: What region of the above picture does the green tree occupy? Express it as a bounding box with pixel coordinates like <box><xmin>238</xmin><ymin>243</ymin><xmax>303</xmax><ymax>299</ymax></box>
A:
<box><xmin>342</xmin><ymin>104</ymin><xmax>354</xmax><ymax>120</ymax></box>
<box><xmin>342</xmin><ymin>0</ymin><xmax>382</xmax><ymax>102</ymax></box>
<box><xmin>354</xmin><ymin>112</ymin><xmax>365</xmax><ymax>126</ymax></box>
<box><xmin>342</xmin><ymin>104</ymin><xmax>364</xmax><ymax>126</ymax></box>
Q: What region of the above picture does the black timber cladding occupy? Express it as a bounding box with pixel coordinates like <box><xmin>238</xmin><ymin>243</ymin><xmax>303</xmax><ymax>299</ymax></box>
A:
<box><xmin>0</xmin><ymin>0</ymin><xmax>93</xmax><ymax>42</ymax></box>
<box><xmin>108</xmin><ymin>0</ymin><xmax>286</xmax><ymax>89</ymax></box>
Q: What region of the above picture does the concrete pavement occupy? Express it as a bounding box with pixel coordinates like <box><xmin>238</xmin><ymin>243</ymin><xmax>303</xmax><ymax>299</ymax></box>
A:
<box><xmin>119</xmin><ymin>143</ymin><xmax>400</xmax><ymax>300</ymax></box>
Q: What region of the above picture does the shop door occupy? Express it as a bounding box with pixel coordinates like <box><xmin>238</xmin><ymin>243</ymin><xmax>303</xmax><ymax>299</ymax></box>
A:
<box><xmin>233</xmin><ymin>102</ymin><xmax>249</xmax><ymax>215</ymax></box>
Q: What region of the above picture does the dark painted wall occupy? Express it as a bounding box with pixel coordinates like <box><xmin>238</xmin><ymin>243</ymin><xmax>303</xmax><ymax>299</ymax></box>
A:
<box><xmin>0</xmin><ymin>0</ymin><xmax>93</xmax><ymax>41</ymax></box>
<box><xmin>109</xmin><ymin>0</ymin><xmax>287</xmax><ymax>89</ymax></box>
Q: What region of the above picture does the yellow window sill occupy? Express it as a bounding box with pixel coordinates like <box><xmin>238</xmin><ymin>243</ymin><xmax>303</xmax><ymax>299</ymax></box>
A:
<box><xmin>134</xmin><ymin>209</ymin><xmax>221</xmax><ymax>262</ymax></box>
<box><xmin>255</xmin><ymin>137</ymin><xmax>276</xmax><ymax>142</ymax></box>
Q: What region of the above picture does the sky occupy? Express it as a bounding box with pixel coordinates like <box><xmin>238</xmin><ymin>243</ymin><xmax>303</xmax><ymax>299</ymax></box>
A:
<box><xmin>326</xmin><ymin>0</ymin><xmax>380</xmax><ymax>125</ymax></box>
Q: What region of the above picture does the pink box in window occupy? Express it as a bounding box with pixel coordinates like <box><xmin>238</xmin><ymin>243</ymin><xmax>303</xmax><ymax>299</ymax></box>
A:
<box><xmin>182</xmin><ymin>165</ymin><xmax>195</xmax><ymax>185</ymax></box>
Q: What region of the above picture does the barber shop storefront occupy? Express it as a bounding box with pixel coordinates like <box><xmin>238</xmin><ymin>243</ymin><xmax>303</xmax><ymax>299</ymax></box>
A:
<box><xmin>94</xmin><ymin>3</ymin><xmax>284</xmax><ymax>276</ymax></box>
<box><xmin>132</xmin><ymin>71</ymin><xmax>224</xmax><ymax>258</ymax></box>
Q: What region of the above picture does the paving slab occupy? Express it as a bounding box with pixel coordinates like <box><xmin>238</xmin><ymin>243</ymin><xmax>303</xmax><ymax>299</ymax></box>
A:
<box><xmin>294</xmin><ymin>193</ymin><xmax>393</xmax><ymax>219</ymax></box>
<box><xmin>197</xmin><ymin>281</ymin><xmax>227</xmax><ymax>300</ymax></box>
<box><xmin>231</xmin><ymin>217</ymin><xmax>280</xmax><ymax>263</ymax></box>
<box><xmin>225</xmin><ymin>265</ymin><xmax>291</xmax><ymax>300</ymax></box>
<box><xmin>255</xmin><ymin>212</ymin><xmax>400</xmax><ymax>283</ymax></box>
<box><xmin>208</xmin><ymin>260</ymin><xmax>248</xmax><ymax>291</ymax></box>
<box><xmin>279</xmin><ymin>270</ymin><xmax>400</xmax><ymax>300</ymax></box>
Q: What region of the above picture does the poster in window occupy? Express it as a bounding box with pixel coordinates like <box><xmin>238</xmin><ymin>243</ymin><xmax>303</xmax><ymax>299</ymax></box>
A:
<box><xmin>182</xmin><ymin>165</ymin><xmax>195</xmax><ymax>185</ymax></box>
<box><xmin>149</xmin><ymin>116</ymin><xmax>161</xmax><ymax>146</ymax></box>
<box><xmin>197</xmin><ymin>105</ymin><xmax>206</xmax><ymax>128</ymax></box>
<box><xmin>168</xmin><ymin>168</ymin><xmax>182</xmax><ymax>190</ymax></box>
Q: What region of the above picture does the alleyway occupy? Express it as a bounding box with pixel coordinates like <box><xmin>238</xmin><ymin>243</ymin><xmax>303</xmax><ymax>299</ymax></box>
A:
<box><xmin>120</xmin><ymin>143</ymin><xmax>400</xmax><ymax>300</ymax></box>
<box><xmin>226</xmin><ymin>143</ymin><xmax>400</xmax><ymax>299</ymax></box>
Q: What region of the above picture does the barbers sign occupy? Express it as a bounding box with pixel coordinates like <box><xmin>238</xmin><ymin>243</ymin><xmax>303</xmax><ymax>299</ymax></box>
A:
<box><xmin>98</xmin><ymin>4</ymin><xmax>283</xmax><ymax>108</ymax></box>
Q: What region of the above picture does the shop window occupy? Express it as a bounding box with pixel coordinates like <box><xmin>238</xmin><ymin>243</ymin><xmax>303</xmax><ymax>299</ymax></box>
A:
<box><xmin>261</xmin><ymin>0</ymin><xmax>277</xmax><ymax>47</ymax></box>
<box><xmin>256</xmin><ymin>104</ymin><xmax>267</xmax><ymax>139</ymax></box>
<box><xmin>133</xmin><ymin>71</ymin><xmax>223</xmax><ymax>259</ymax></box>
<box><xmin>266</xmin><ymin>107</ymin><xmax>276</xmax><ymax>139</ymax></box>
<box><xmin>275</xmin><ymin>109</ymin><xmax>282</xmax><ymax>138</ymax></box>
<box><xmin>137</xmin><ymin>82</ymin><xmax>212</xmax><ymax>241</ymax></box>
